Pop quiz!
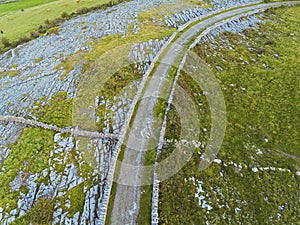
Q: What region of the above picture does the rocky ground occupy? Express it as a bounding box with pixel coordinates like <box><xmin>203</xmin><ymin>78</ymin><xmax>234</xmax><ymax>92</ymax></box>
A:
<box><xmin>0</xmin><ymin>0</ymin><xmax>262</xmax><ymax>224</ymax></box>
<box><xmin>0</xmin><ymin>0</ymin><xmax>18</xmax><ymax>4</ymax></box>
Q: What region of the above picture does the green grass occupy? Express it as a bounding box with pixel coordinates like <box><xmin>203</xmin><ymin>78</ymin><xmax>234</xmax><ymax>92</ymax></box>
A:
<box><xmin>66</xmin><ymin>182</ymin><xmax>85</xmax><ymax>216</ymax></box>
<box><xmin>0</xmin><ymin>128</ymin><xmax>55</xmax><ymax>213</ymax></box>
<box><xmin>32</xmin><ymin>91</ymin><xmax>72</xmax><ymax>128</ymax></box>
<box><xmin>154</xmin><ymin>98</ymin><xmax>168</xmax><ymax>118</ymax></box>
<box><xmin>11</xmin><ymin>198</ymin><xmax>55</xmax><ymax>225</ymax></box>
<box><xmin>0</xmin><ymin>0</ymin><xmax>56</xmax><ymax>17</ymax></box>
<box><xmin>0</xmin><ymin>89</ymin><xmax>92</xmax><ymax>221</ymax></box>
<box><xmin>95</xmin><ymin>65</ymin><xmax>142</xmax><ymax>132</ymax></box>
<box><xmin>196</xmin><ymin>7</ymin><xmax>300</xmax><ymax>158</ymax></box>
<box><xmin>0</xmin><ymin>0</ymin><xmax>124</xmax><ymax>49</ymax></box>
<box><xmin>0</xmin><ymin>70</ymin><xmax>21</xmax><ymax>79</ymax></box>
<box><xmin>136</xmin><ymin>147</ymin><xmax>156</xmax><ymax>224</ymax></box>
<box><xmin>136</xmin><ymin>184</ymin><xmax>153</xmax><ymax>224</ymax></box>
<box><xmin>83</xmin><ymin>23</ymin><xmax>176</xmax><ymax>63</ymax></box>
<box><xmin>158</xmin><ymin>5</ymin><xmax>300</xmax><ymax>224</ymax></box>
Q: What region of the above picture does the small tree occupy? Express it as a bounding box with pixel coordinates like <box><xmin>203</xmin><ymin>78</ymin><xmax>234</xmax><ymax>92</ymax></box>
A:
<box><xmin>30</xmin><ymin>31</ymin><xmax>40</xmax><ymax>38</ymax></box>
<box><xmin>44</xmin><ymin>19</ymin><xmax>50</xmax><ymax>25</ymax></box>
<box><xmin>61</xmin><ymin>11</ymin><xmax>69</xmax><ymax>18</ymax></box>
<box><xmin>255</xmin><ymin>47</ymin><xmax>266</xmax><ymax>55</ymax></box>
<box><xmin>17</xmin><ymin>35</ymin><xmax>31</xmax><ymax>45</ymax></box>
<box><xmin>1</xmin><ymin>37</ymin><xmax>11</xmax><ymax>47</ymax></box>
<box><xmin>76</xmin><ymin>7</ymin><xmax>88</xmax><ymax>14</ymax></box>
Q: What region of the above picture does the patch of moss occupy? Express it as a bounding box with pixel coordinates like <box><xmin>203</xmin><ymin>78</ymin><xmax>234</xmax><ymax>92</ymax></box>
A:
<box><xmin>11</xmin><ymin>198</ymin><xmax>55</xmax><ymax>225</ymax></box>
<box><xmin>32</xmin><ymin>91</ymin><xmax>72</xmax><ymax>128</ymax></box>
<box><xmin>95</xmin><ymin>65</ymin><xmax>141</xmax><ymax>132</ymax></box>
<box><xmin>67</xmin><ymin>183</ymin><xmax>85</xmax><ymax>216</ymax></box>
<box><xmin>0</xmin><ymin>70</ymin><xmax>21</xmax><ymax>79</ymax></box>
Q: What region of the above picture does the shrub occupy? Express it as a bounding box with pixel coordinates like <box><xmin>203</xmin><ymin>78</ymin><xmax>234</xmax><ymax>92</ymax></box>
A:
<box><xmin>255</xmin><ymin>47</ymin><xmax>266</xmax><ymax>54</ymax></box>
<box><xmin>17</xmin><ymin>35</ymin><xmax>31</xmax><ymax>45</ymax></box>
<box><xmin>76</xmin><ymin>7</ymin><xmax>89</xmax><ymax>14</ymax></box>
<box><xmin>46</xmin><ymin>27</ymin><xmax>61</xmax><ymax>35</ymax></box>
<box><xmin>61</xmin><ymin>11</ymin><xmax>69</xmax><ymax>19</ymax></box>
<box><xmin>30</xmin><ymin>31</ymin><xmax>40</xmax><ymax>38</ymax></box>
<box><xmin>265</xmin><ymin>39</ymin><xmax>275</xmax><ymax>45</ymax></box>
<box><xmin>38</xmin><ymin>25</ymin><xmax>45</xmax><ymax>33</ymax></box>
<box><xmin>44</xmin><ymin>19</ymin><xmax>50</xmax><ymax>25</ymax></box>
<box><xmin>1</xmin><ymin>37</ymin><xmax>11</xmax><ymax>47</ymax></box>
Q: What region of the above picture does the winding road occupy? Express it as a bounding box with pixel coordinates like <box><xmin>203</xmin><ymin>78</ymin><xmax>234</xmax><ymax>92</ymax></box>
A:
<box><xmin>106</xmin><ymin>1</ymin><xmax>300</xmax><ymax>225</ymax></box>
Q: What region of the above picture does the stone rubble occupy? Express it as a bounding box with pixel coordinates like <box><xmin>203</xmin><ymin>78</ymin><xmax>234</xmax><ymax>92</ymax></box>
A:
<box><xmin>198</xmin><ymin>14</ymin><xmax>265</xmax><ymax>45</ymax></box>
<box><xmin>128</xmin><ymin>38</ymin><xmax>169</xmax><ymax>74</ymax></box>
<box><xmin>0</xmin><ymin>132</ymin><xmax>116</xmax><ymax>224</ymax></box>
<box><xmin>186</xmin><ymin>159</ymin><xmax>299</xmax><ymax>218</ymax></box>
<box><xmin>165</xmin><ymin>0</ymin><xmax>261</xmax><ymax>27</ymax></box>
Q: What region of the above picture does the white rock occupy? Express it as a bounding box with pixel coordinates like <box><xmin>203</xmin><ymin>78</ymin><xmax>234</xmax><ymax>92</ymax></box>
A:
<box><xmin>213</xmin><ymin>159</ymin><xmax>222</xmax><ymax>164</ymax></box>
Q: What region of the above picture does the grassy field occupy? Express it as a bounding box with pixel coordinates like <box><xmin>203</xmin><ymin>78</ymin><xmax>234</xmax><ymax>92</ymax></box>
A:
<box><xmin>0</xmin><ymin>0</ymin><xmax>117</xmax><ymax>48</ymax></box>
<box><xmin>0</xmin><ymin>0</ymin><xmax>56</xmax><ymax>16</ymax></box>
<box><xmin>158</xmin><ymin>5</ymin><xmax>300</xmax><ymax>224</ymax></box>
<box><xmin>32</xmin><ymin>91</ymin><xmax>73</xmax><ymax>127</ymax></box>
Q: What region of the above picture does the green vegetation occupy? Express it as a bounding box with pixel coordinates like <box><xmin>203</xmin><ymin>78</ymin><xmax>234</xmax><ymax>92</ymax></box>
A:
<box><xmin>196</xmin><ymin>7</ymin><xmax>300</xmax><ymax>158</ymax></box>
<box><xmin>66</xmin><ymin>182</ymin><xmax>85</xmax><ymax>215</ymax></box>
<box><xmin>0</xmin><ymin>0</ymin><xmax>128</xmax><ymax>51</ymax></box>
<box><xmin>95</xmin><ymin>65</ymin><xmax>141</xmax><ymax>132</ymax></box>
<box><xmin>0</xmin><ymin>90</ymin><xmax>95</xmax><ymax>221</ymax></box>
<box><xmin>11</xmin><ymin>198</ymin><xmax>55</xmax><ymax>225</ymax></box>
<box><xmin>136</xmin><ymin>184</ymin><xmax>153</xmax><ymax>224</ymax></box>
<box><xmin>0</xmin><ymin>0</ymin><xmax>56</xmax><ymax>17</ymax></box>
<box><xmin>82</xmin><ymin>23</ymin><xmax>175</xmax><ymax>64</ymax></box>
<box><xmin>158</xmin><ymin>5</ymin><xmax>300</xmax><ymax>224</ymax></box>
<box><xmin>0</xmin><ymin>70</ymin><xmax>21</xmax><ymax>79</ymax></box>
<box><xmin>154</xmin><ymin>98</ymin><xmax>168</xmax><ymax>118</ymax></box>
<box><xmin>32</xmin><ymin>91</ymin><xmax>72</xmax><ymax>127</ymax></box>
<box><xmin>0</xmin><ymin>128</ymin><xmax>54</xmax><ymax>212</ymax></box>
